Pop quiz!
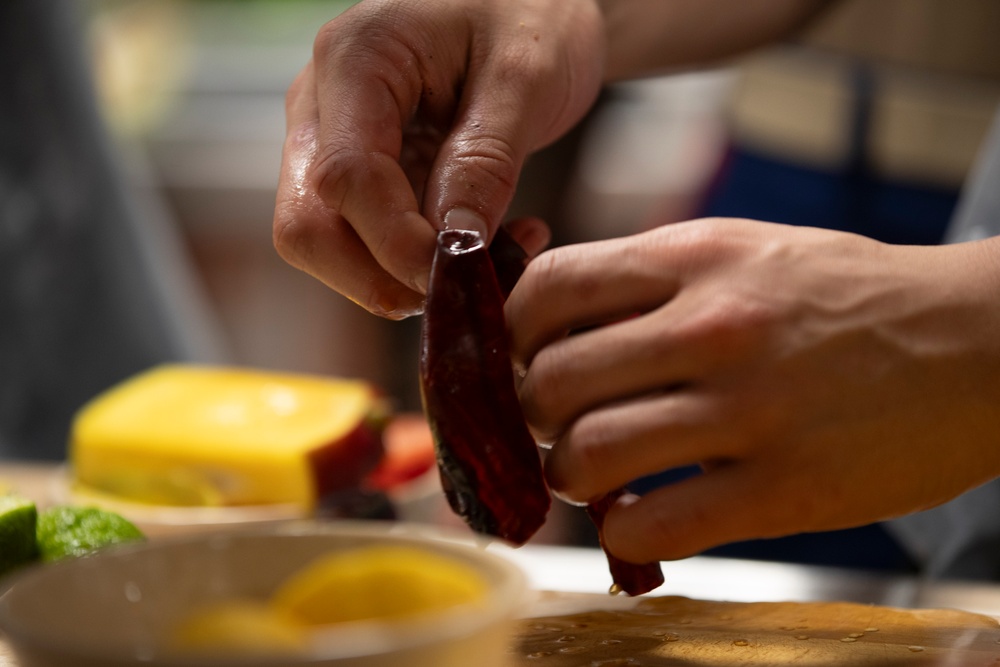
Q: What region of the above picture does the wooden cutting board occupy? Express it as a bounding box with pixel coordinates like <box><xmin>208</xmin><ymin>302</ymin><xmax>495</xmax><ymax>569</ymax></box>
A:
<box><xmin>511</xmin><ymin>592</ymin><xmax>1000</xmax><ymax>666</ymax></box>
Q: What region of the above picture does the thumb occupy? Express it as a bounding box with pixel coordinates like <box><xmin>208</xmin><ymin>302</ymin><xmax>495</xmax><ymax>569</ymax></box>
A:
<box><xmin>422</xmin><ymin>48</ymin><xmax>566</xmax><ymax>239</ymax></box>
<box><xmin>425</xmin><ymin>108</ymin><xmax>531</xmax><ymax>241</ymax></box>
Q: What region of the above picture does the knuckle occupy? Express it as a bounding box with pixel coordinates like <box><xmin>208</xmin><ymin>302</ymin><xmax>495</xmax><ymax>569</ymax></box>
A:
<box><xmin>312</xmin><ymin>10</ymin><xmax>383</xmax><ymax>63</ymax></box>
<box><xmin>560</xmin><ymin>413</ymin><xmax>619</xmax><ymax>490</ymax></box>
<box><xmin>448</xmin><ymin>131</ymin><xmax>520</xmax><ymax>195</ymax></box>
<box><xmin>519</xmin><ymin>247</ymin><xmax>567</xmax><ymax>302</ymax></box>
<box><xmin>370</xmin><ymin>222</ymin><xmax>418</xmax><ymax>274</ymax></box>
<box><xmin>677</xmin><ymin>295</ymin><xmax>773</xmax><ymax>356</ymax></box>
<box><xmin>520</xmin><ymin>346</ymin><xmax>573</xmax><ymax>440</ymax></box>
<box><xmin>272</xmin><ymin>211</ymin><xmax>313</xmax><ymax>271</ymax></box>
<box><xmin>494</xmin><ymin>45</ymin><xmax>559</xmax><ymax>90</ymax></box>
<box><xmin>312</xmin><ymin>146</ymin><xmax>360</xmax><ymax>211</ymax></box>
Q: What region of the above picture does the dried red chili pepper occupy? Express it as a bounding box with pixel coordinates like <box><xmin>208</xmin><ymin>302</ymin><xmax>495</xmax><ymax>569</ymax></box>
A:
<box><xmin>585</xmin><ymin>488</ymin><xmax>665</xmax><ymax>596</ymax></box>
<box><xmin>487</xmin><ymin>226</ymin><xmax>530</xmax><ymax>300</ymax></box>
<box><xmin>420</xmin><ymin>226</ymin><xmax>663</xmax><ymax>595</ymax></box>
<box><xmin>419</xmin><ymin>228</ymin><xmax>549</xmax><ymax>545</ymax></box>
<box><xmin>489</xmin><ymin>227</ymin><xmax>663</xmax><ymax>595</ymax></box>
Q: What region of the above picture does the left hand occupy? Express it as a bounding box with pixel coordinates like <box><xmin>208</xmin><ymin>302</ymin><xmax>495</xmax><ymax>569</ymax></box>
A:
<box><xmin>505</xmin><ymin>218</ymin><xmax>1000</xmax><ymax>564</ymax></box>
<box><xmin>273</xmin><ymin>0</ymin><xmax>604</xmax><ymax>318</ymax></box>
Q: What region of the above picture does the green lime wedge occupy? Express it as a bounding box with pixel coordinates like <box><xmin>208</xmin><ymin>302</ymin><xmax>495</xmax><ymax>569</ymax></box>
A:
<box><xmin>0</xmin><ymin>496</ymin><xmax>39</xmax><ymax>577</ymax></box>
<box><xmin>36</xmin><ymin>506</ymin><xmax>144</xmax><ymax>562</ymax></box>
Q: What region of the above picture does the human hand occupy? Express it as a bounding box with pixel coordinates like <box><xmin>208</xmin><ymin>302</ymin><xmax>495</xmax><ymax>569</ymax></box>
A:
<box><xmin>273</xmin><ymin>0</ymin><xmax>604</xmax><ymax>318</ymax></box>
<box><xmin>506</xmin><ymin>218</ymin><xmax>1000</xmax><ymax>563</ymax></box>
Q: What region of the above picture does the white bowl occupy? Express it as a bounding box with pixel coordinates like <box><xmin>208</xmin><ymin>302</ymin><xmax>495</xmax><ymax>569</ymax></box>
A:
<box><xmin>0</xmin><ymin>521</ymin><xmax>528</xmax><ymax>667</ymax></box>
<box><xmin>49</xmin><ymin>467</ymin><xmax>308</xmax><ymax>538</ymax></box>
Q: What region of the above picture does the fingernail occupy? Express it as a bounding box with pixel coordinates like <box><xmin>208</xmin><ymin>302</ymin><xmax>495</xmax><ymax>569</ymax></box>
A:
<box><xmin>613</xmin><ymin>491</ymin><xmax>641</xmax><ymax>509</ymax></box>
<box><xmin>412</xmin><ymin>268</ymin><xmax>430</xmax><ymax>295</ymax></box>
<box><xmin>550</xmin><ymin>487</ymin><xmax>592</xmax><ymax>508</ymax></box>
<box><xmin>444</xmin><ymin>207</ymin><xmax>488</xmax><ymax>240</ymax></box>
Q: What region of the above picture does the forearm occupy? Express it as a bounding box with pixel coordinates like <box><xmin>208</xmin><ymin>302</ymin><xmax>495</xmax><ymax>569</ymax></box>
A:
<box><xmin>598</xmin><ymin>0</ymin><xmax>834</xmax><ymax>81</ymax></box>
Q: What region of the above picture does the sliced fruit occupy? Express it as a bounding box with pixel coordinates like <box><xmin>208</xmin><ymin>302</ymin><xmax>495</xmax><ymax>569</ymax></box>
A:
<box><xmin>69</xmin><ymin>365</ymin><xmax>388</xmax><ymax>508</ymax></box>
<box><xmin>0</xmin><ymin>496</ymin><xmax>38</xmax><ymax>576</ymax></box>
<box><xmin>170</xmin><ymin>600</ymin><xmax>306</xmax><ymax>656</ymax></box>
<box><xmin>35</xmin><ymin>506</ymin><xmax>144</xmax><ymax>562</ymax></box>
<box><xmin>271</xmin><ymin>545</ymin><xmax>488</xmax><ymax>626</ymax></box>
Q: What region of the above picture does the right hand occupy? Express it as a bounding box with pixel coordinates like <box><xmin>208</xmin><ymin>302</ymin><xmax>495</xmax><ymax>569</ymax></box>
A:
<box><xmin>506</xmin><ymin>219</ymin><xmax>1000</xmax><ymax>564</ymax></box>
<box><xmin>273</xmin><ymin>0</ymin><xmax>605</xmax><ymax>318</ymax></box>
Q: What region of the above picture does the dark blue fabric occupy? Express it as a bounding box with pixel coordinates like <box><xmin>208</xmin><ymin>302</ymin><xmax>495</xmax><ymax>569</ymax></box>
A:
<box><xmin>701</xmin><ymin>148</ymin><xmax>957</xmax><ymax>245</ymax></box>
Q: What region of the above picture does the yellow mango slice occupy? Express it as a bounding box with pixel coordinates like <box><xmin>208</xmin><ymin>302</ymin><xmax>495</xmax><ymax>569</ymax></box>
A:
<box><xmin>70</xmin><ymin>365</ymin><xmax>386</xmax><ymax>508</ymax></box>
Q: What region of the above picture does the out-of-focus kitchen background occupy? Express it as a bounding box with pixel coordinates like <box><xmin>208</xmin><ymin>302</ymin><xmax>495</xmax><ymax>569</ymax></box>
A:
<box><xmin>84</xmin><ymin>0</ymin><xmax>733</xmax><ymax>410</ymax></box>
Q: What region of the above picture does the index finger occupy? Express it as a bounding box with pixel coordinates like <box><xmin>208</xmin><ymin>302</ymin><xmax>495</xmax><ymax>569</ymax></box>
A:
<box><xmin>505</xmin><ymin>230</ymin><xmax>683</xmax><ymax>368</ymax></box>
<box><xmin>274</xmin><ymin>61</ymin><xmax>427</xmax><ymax>317</ymax></box>
<box><xmin>309</xmin><ymin>10</ymin><xmax>453</xmax><ymax>293</ymax></box>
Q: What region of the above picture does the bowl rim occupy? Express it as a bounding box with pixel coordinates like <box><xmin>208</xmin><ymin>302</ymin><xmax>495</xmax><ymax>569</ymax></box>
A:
<box><xmin>0</xmin><ymin>520</ymin><xmax>528</xmax><ymax>666</ymax></box>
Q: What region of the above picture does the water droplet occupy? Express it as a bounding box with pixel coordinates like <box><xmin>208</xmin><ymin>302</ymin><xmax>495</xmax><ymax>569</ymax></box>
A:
<box><xmin>527</xmin><ymin>651</ymin><xmax>551</xmax><ymax>659</ymax></box>
<box><xmin>559</xmin><ymin>646</ymin><xmax>588</xmax><ymax>654</ymax></box>
<box><xmin>848</xmin><ymin>632</ymin><xmax>864</xmax><ymax>638</ymax></box>
<box><xmin>907</xmin><ymin>646</ymin><xmax>925</xmax><ymax>653</ymax></box>
<box><xmin>661</xmin><ymin>634</ymin><xmax>680</xmax><ymax>643</ymax></box>
<box><xmin>865</xmin><ymin>627</ymin><xmax>879</xmax><ymax>633</ymax></box>
<box><xmin>609</xmin><ymin>583</ymin><xmax>624</xmax><ymax>595</ymax></box>
<box><xmin>124</xmin><ymin>582</ymin><xmax>142</xmax><ymax>603</ymax></box>
<box><xmin>599</xmin><ymin>639</ymin><xmax>622</xmax><ymax>645</ymax></box>
<box><xmin>840</xmin><ymin>637</ymin><xmax>857</xmax><ymax>643</ymax></box>
<box><xmin>795</xmin><ymin>635</ymin><xmax>809</xmax><ymax>641</ymax></box>
<box><xmin>556</xmin><ymin>636</ymin><xmax>576</xmax><ymax>643</ymax></box>
<box><xmin>732</xmin><ymin>639</ymin><xmax>750</xmax><ymax>647</ymax></box>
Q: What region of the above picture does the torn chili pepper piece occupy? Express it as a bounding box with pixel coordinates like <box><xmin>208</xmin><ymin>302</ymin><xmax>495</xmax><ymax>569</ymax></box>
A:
<box><xmin>488</xmin><ymin>225</ymin><xmax>530</xmax><ymax>300</ymax></box>
<box><xmin>489</xmin><ymin>227</ymin><xmax>664</xmax><ymax>595</ymax></box>
<box><xmin>419</xmin><ymin>229</ymin><xmax>549</xmax><ymax>545</ymax></box>
<box><xmin>586</xmin><ymin>488</ymin><xmax>665</xmax><ymax>596</ymax></box>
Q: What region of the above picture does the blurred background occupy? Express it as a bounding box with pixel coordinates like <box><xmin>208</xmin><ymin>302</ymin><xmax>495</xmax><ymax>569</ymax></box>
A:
<box><xmin>81</xmin><ymin>0</ymin><xmax>734</xmax><ymax>411</ymax></box>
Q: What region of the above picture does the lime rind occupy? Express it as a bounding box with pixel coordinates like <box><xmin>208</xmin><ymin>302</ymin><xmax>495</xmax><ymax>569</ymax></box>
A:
<box><xmin>0</xmin><ymin>496</ymin><xmax>39</xmax><ymax>577</ymax></box>
<box><xmin>36</xmin><ymin>506</ymin><xmax>144</xmax><ymax>562</ymax></box>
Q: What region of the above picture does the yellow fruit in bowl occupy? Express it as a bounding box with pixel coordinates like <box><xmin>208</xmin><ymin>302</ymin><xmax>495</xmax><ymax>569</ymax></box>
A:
<box><xmin>170</xmin><ymin>600</ymin><xmax>306</xmax><ymax>656</ymax></box>
<box><xmin>271</xmin><ymin>545</ymin><xmax>489</xmax><ymax>626</ymax></box>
